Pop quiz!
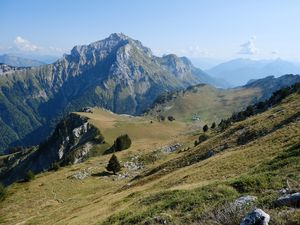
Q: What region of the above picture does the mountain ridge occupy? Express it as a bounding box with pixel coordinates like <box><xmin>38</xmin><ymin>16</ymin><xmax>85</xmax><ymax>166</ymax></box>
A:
<box><xmin>207</xmin><ymin>58</ymin><xmax>300</xmax><ymax>86</ymax></box>
<box><xmin>0</xmin><ymin>54</ymin><xmax>45</xmax><ymax>67</ymax></box>
<box><xmin>0</xmin><ymin>33</ymin><xmax>219</xmax><ymax>152</ymax></box>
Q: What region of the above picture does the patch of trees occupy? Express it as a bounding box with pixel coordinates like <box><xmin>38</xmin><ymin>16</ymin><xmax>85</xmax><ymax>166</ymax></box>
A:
<box><xmin>218</xmin><ymin>82</ymin><xmax>300</xmax><ymax>130</ymax></box>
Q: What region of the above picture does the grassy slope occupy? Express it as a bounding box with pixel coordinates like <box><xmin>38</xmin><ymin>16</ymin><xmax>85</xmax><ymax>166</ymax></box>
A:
<box><xmin>0</xmin><ymin>93</ymin><xmax>299</xmax><ymax>225</ymax></box>
<box><xmin>146</xmin><ymin>84</ymin><xmax>262</xmax><ymax>124</ymax></box>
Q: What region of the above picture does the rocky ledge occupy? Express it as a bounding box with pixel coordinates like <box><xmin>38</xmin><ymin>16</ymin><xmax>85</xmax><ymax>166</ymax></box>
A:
<box><xmin>0</xmin><ymin>113</ymin><xmax>104</xmax><ymax>185</ymax></box>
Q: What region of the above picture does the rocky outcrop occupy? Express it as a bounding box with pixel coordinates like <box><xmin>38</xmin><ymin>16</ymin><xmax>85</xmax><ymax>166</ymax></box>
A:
<box><xmin>0</xmin><ymin>113</ymin><xmax>103</xmax><ymax>185</ymax></box>
<box><xmin>274</xmin><ymin>192</ymin><xmax>300</xmax><ymax>208</ymax></box>
<box><xmin>240</xmin><ymin>208</ymin><xmax>270</xmax><ymax>225</ymax></box>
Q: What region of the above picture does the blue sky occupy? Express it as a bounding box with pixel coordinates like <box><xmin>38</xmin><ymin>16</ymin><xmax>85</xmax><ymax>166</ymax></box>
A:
<box><xmin>1</xmin><ymin>0</ymin><xmax>300</xmax><ymax>64</ymax></box>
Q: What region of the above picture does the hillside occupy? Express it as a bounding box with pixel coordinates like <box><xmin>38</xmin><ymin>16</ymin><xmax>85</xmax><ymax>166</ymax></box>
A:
<box><xmin>207</xmin><ymin>58</ymin><xmax>300</xmax><ymax>86</ymax></box>
<box><xmin>145</xmin><ymin>74</ymin><xmax>300</xmax><ymax>124</ymax></box>
<box><xmin>0</xmin><ymin>33</ymin><xmax>220</xmax><ymax>153</ymax></box>
<box><xmin>0</xmin><ymin>84</ymin><xmax>299</xmax><ymax>225</ymax></box>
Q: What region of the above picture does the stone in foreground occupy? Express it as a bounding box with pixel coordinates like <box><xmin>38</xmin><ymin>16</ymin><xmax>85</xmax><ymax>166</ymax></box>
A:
<box><xmin>240</xmin><ymin>208</ymin><xmax>270</xmax><ymax>225</ymax></box>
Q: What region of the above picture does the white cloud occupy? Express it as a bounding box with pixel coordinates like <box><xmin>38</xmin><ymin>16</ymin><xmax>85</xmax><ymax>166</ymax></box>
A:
<box><xmin>238</xmin><ymin>36</ymin><xmax>259</xmax><ymax>55</ymax></box>
<box><xmin>0</xmin><ymin>36</ymin><xmax>67</xmax><ymax>56</ymax></box>
<box><xmin>14</xmin><ymin>36</ymin><xmax>40</xmax><ymax>52</ymax></box>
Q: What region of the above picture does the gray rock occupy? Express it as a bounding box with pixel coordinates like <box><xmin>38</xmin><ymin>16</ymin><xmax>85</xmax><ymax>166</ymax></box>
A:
<box><xmin>274</xmin><ymin>192</ymin><xmax>300</xmax><ymax>207</ymax></box>
<box><xmin>240</xmin><ymin>208</ymin><xmax>270</xmax><ymax>225</ymax></box>
<box><xmin>234</xmin><ymin>195</ymin><xmax>257</xmax><ymax>208</ymax></box>
<box><xmin>163</xmin><ymin>143</ymin><xmax>181</xmax><ymax>153</ymax></box>
<box><xmin>69</xmin><ymin>167</ymin><xmax>94</xmax><ymax>180</ymax></box>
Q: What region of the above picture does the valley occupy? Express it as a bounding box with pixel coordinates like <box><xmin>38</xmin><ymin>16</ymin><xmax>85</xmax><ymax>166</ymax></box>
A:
<box><xmin>0</xmin><ymin>83</ymin><xmax>299</xmax><ymax>225</ymax></box>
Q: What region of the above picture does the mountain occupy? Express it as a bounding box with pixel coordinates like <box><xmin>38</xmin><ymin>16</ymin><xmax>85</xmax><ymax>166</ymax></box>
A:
<box><xmin>145</xmin><ymin>74</ymin><xmax>300</xmax><ymax>123</ymax></box>
<box><xmin>0</xmin><ymin>33</ymin><xmax>219</xmax><ymax>153</ymax></box>
<box><xmin>1</xmin><ymin>83</ymin><xmax>299</xmax><ymax>224</ymax></box>
<box><xmin>207</xmin><ymin>58</ymin><xmax>300</xmax><ymax>86</ymax></box>
<box><xmin>0</xmin><ymin>54</ymin><xmax>45</xmax><ymax>67</ymax></box>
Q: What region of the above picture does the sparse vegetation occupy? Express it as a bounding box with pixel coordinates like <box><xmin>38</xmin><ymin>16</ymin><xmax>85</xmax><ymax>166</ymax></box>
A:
<box><xmin>237</xmin><ymin>129</ymin><xmax>267</xmax><ymax>145</ymax></box>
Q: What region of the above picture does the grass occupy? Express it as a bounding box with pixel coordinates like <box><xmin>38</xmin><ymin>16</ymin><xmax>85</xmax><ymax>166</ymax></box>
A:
<box><xmin>0</xmin><ymin>93</ymin><xmax>299</xmax><ymax>225</ymax></box>
<box><xmin>146</xmin><ymin>84</ymin><xmax>262</xmax><ymax>124</ymax></box>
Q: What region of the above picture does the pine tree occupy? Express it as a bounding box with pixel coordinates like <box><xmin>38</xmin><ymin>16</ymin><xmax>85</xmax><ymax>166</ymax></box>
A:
<box><xmin>106</xmin><ymin>154</ymin><xmax>121</xmax><ymax>174</ymax></box>
<box><xmin>211</xmin><ymin>122</ymin><xmax>216</xmax><ymax>129</ymax></box>
<box><xmin>203</xmin><ymin>124</ymin><xmax>209</xmax><ymax>132</ymax></box>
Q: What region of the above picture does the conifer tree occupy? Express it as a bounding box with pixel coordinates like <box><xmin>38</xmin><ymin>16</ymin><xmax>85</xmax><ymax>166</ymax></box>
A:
<box><xmin>106</xmin><ymin>154</ymin><xmax>121</xmax><ymax>174</ymax></box>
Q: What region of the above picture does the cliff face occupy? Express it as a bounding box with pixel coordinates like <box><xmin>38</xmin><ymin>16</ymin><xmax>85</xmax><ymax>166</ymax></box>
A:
<box><xmin>0</xmin><ymin>113</ymin><xmax>103</xmax><ymax>185</ymax></box>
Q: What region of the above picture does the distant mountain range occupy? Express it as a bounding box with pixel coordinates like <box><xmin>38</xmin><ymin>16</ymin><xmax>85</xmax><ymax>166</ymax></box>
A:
<box><xmin>0</xmin><ymin>54</ymin><xmax>45</xmax><ymax>67</ymax></box>
<box><xmin>0</xmin><ymin>33</ymin><xmax>223</xmax><ymax>152</ymax></box>
<box><xmin>207</xmin><ymin>58</ymin><xmax>300</xmax><ymax>86</ymax></box>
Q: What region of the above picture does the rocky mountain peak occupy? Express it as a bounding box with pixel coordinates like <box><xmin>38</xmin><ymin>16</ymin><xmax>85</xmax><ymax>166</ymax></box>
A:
<box><xmin>160</xmin><ymin>54</ymin><xmax>194</xmax><ymax>79</ymax></box>
<box><xmin>63</xmin><ymin>33</ymin><xmax>152</xmax><ymax>66</ymax></box>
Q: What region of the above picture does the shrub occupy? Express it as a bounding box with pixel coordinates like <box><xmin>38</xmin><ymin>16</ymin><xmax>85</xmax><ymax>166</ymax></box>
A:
<box><xmin>0</xmin><ymin>183</ymin><xmax>6</xmax><ymax>202</ymax></box>
<box><xmin>211</xmin><ymin>122</ymin><xmax>216</xmax><ymax>129</ymax></box>
<box><xmin>113</xmin><ymin>134</ymin><xmax>132</xmax><ymax>152</ymax></box>
<box><xmin>198</xmin><ymin>134</ymin><xmax>208</xmax><ymax>143</ymax></box>
<box><xmin>24</xmin><ymin>170</ymin><xmax>35</xmax><ymax>182</ymax></box>
<box><xmin>167</xmin><ymin>116</ymin><xmax>175</xmax><ymax>121</ymax></box>
<box><xmin>203</xmin><ymin>125</ymin><xmax>209</xmax><ymax>132</ymax></box>
<box><xmin>106</xmin><ymin>154</ymin><xmax>121</xmax><ymax>174</ymax></box>
<box><xmin>158</xmin><ymin>115</ymin><xmax>165</xmax><ymax>121</ymax></box>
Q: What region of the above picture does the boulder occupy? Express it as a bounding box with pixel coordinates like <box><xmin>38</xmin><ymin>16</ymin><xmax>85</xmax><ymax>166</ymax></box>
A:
<box><xmin>274</xmin><ymin>192</ymin><xmax>300</xmax><ymax>208</ymax></box>
<box><xmin>240</xmin><ymin>208</ymin><xmax>270</xmax><ymax>225</ymax></box>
